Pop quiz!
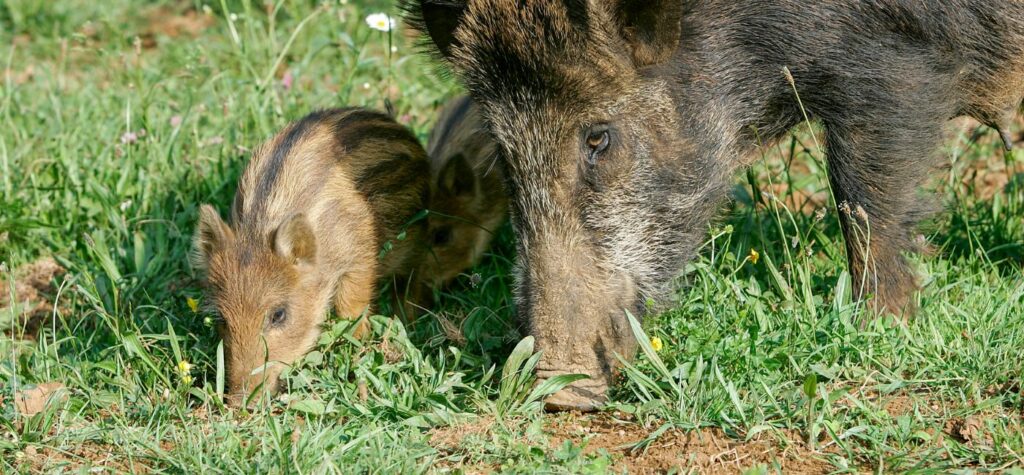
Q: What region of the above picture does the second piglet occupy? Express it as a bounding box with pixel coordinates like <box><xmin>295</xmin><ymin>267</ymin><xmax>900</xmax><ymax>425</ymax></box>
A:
<box><xmin>192</xmin><ymin>108</ymin><xmax>429</xmax><ymax>403</ymax></box>
<box><xmin>419</xmin><ymin>96</ymin><xmax>508</xmax><ymax>289</ymax></box>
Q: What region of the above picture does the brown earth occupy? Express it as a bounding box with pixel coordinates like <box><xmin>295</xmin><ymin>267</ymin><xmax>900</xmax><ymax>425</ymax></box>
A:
<box><xmin>1</xmin><ymin>257</ymin><xmax>68</xmax><ymax>339</ymax></box>
<box><xmin>429</xmin><ymin>413</ymin><xmax>840</xmax><ymax>474</ymax></box>
<box><xmin>13</xmin><ymin>382</ymin><xmax>68</xmax><ymax>416</ymax></box>
<box><xmin>429</xmin><ymin>382</ymin><xmax>1024</xmax><ymax>474</ymax></box>
<box><xmin>546</xmin><ymin>414</ymin><xmax>837</xmax><ymax>475</ymax></box>
<box><xmin>20</xmin><ymin>441</ymin><xmax>156</xmax><ymax>474</ymax></box>
<box><xmin>138</xmin><ymin>5</ymin><xmax>215</xmax><ymax>49</ymax></box>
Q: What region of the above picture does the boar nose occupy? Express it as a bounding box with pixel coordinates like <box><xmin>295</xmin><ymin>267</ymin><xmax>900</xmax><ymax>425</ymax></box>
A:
<box><xmin>540</xmin><ymin>370</ymin><xmax>611</xmax><ymax>412</ymax></box>
<box><xmin>526</xmin><ymin>255</ymin><xmax>639</xmax><ymax>412</ymax></box>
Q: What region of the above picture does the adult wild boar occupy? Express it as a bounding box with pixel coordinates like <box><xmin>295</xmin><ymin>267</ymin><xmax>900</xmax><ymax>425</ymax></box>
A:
<box><xmin>404</xmin><ymin>0</ymin><xmax>1024</xmax><ymax>410</ymax></box>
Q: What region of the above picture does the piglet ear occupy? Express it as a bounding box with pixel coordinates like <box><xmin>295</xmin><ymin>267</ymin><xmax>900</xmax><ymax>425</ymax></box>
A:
<box><xmin>271</xmin><ymin>214</ymin><xmax>317</xmax><ymax>266</ymax></box>
<box><xmin>438</xmin><ymin>153</ymin><xmax>478</xmax><ymax>198</ymax></box>
<box><xmin>404</xmin><ymin>0</ymin><xmax>467</xmax><ymax>59</ymax></box>
<box><xmin>613</xmin><ymin>0</ymin><xmax>683</xmax><ymax>66</ymax></box>
<box><xmin>192</xmin><ymin>204</ymin><xmax>233</xmax><ymax>270</ymax></box>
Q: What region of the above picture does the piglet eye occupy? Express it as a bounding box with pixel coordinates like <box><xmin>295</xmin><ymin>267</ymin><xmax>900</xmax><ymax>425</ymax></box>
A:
<box><xmin>269</xmin><ymin>307</ymin><xmax>288</xmax><ymax>327</ymax></box>
<box><xmin>432</xmin><ymin>227</ymin><xmax>453</xmax><ymax>246</ymax></box>
<box><xmin>584</xmin><ymin>127</ymin><xmax>611</xmax><ymax>164</ymax></box>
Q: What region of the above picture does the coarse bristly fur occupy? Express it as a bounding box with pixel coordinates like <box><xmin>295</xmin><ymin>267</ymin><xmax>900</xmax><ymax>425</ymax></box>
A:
<box><xmin>192</xmin><ymin>108</ymin><xmax>430</xmax><ymax>404</ymax></box>
<box><xmin>402</xmin><ymin>0</ymin><xmax>1024</xmax><ymax>411</ymax></box>
<box><xmin>419</xmin><ymin>95</ymin><xmax>508</xmax><ymax>289</ymax></box>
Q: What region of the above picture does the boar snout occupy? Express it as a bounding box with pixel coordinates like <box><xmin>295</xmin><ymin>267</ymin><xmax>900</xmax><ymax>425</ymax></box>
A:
<box><xmin>522</xmin><ymin>240</ymin><xmax>640</xmax><ymax>412</ymax></box>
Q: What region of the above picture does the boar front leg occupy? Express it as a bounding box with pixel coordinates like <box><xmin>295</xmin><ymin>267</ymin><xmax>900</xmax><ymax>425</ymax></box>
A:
<box><xmin>334</xmin><ymin>267</ymin><xmax>377</xmax><ymax>338</ymax></box>
<box><xmin>823</xmin><ymin>105</ymin><xmax>947</xmax><ymax>317</ymax></box>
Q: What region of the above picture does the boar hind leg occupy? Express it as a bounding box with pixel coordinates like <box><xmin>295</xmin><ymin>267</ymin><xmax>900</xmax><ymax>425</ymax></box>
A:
<box><xmin>823</xmin><ymin>114</ymin><xmax>945</xmax><ymax>317</ymax></box>
<box><xmin>335</xmin><ymin>268</ymin><xmax>376</xmax><ymax>338</ymax></box>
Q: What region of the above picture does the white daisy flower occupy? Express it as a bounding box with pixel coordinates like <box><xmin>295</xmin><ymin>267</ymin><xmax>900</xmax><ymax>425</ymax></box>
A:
<box><xmin>365</xmin><ymin>13</ymin><xmax>395</xmax><ymax>32</ymax></box>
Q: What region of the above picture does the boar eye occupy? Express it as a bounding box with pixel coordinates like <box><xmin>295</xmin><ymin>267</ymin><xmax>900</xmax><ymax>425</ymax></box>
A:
<box><xmin>584</xmin><ymin>126</ymin><xmax>611</xmax><ymax>165</ymax></box>
<box><xmin>269</xmin><ymin>307</ymin><xmax>288</xmax><ymax>327</ymax></box>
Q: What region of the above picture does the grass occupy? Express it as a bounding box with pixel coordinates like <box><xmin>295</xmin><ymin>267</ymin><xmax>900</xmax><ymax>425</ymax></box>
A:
<box><xmin>2</xmin><ymin>1</ymin><xmax>1023</xmax><ymax>473</ymax></box>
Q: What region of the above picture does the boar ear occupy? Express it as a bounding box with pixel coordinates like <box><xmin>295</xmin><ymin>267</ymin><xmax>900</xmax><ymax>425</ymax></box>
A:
<box><xmin>439</xmin><ymin>153</ymin><xmax>477</xmax><ymax>198</ymax></box>
<box><xmin>193</xmin><ymin>204</ymin><xmax>233</xmax><ymax>269</ymax></box>
<box><xmin>613</xmin><ymin>0</ymin><xmax>683</xmax><ymax>66</ymax></box>
<box><xmin>272</xmin><ymin>214</ymin><xmax>317</xmax><ymax>265</ymax></box>
<box><xmin>230</xmin><ymin>192</ymin><xmax>245</xmax><ymax>225</ymax></box>
<box><xmin>406</xmin><ymin>0</ymin><xmax>467</xmax><ymax>58</ymax></box>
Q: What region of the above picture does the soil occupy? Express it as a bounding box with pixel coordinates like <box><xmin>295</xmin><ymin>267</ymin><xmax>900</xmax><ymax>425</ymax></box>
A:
<box><xmin>545</xmin><ymin>414</ymin><xmax>836</xmax><ymax>475</ymax></box>
<box><xmin>429</xmin><ymin>381</ymin><xmax>1024</xmax><ymax>474</ymax></box>
<box><xmin>22</xmin><ymin>442</ymin><xmax>155</xmax><ymax>474</ymax></box>
<box><xmin>429</xmin><ymin>415</ymin><xmax>498</xmax><ymax>449</ymax></box>
<box><xmin>138</xmin><ymin>5</ymin><xmax>214</xmax><ymax>49</ymax></box>
<box><xmin>1</xmin><ymin>257</ymin><xmax>68</xmax><ymax>339</ymax></box>
<box><xmin>429</xmin><ymin>413</ymin><xmax>840</xmax><ymax>474</ymax></box>
<box><xmin>14</xmin><ymin>382</ymin><xmax>68</xmax><ymax>416</ymax></box>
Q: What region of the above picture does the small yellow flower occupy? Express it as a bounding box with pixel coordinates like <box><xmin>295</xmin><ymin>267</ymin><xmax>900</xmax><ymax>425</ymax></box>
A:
<box><xmin>650</xmin><ymin>337</ymin><xmax>664</xmax><ymax>352</ymax></box>
<box><xmin>177</xmin><ymin>360</ymin><xmax>193</xmax><ymax>385</ymax></box>
<box><xmin>186</xmin><ymin>297</ymin><xmax>199</xmax><ymax>313</ymax></box>
<box><xmin>748</xmin><ymin>248</ymin><xmax>760</xmax><ymax>264</ymax></box>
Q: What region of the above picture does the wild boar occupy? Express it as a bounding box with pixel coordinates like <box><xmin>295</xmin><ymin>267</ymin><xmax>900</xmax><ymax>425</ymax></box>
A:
<box><xmin>192</xmin><ymin>108</ymin><xmax>429</xmax><ymax>403</ymax></box>
<box><xmin>404</xmin><ymin>0</ymin><xmax>1024</xmax><ymax>410</ymax></box>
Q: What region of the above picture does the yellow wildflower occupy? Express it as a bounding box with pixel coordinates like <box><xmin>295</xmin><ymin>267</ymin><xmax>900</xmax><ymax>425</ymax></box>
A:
<box><xmin>177</xmin><ymin>360</ymin><xmax>193</xmax><ymax>386</ymax></box>
<box><xmin>650</xmin><ymin>336</ymin><xmax>664</xmax><ymax>352</ymax></box>
<box><xmin>186</xmin><ymin>297</ymin><xmax>199</xmax><ymax>313</ymax></box>
<box><xmin>749</xmin><ymin>248</ymin><xmax>760</xmax><ymax>264</ymax></box>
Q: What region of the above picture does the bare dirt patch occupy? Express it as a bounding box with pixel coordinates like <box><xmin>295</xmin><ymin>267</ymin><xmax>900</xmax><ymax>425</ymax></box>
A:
<box><xmin>138</xmin><ymin>6</ymin><xmax>215</xmax><ymax>49</ymax></box>
<box><xmin>428</xmin><ymin>413</ymin><xmax>839</xmax><ymax>474</ymax></box>
<box><xmin>1</xmin><ymin>257</ymin><xmax>68</xmax><ymax>339</ymax></box>
<box><xmin>429</xmin><ymin>415</ymin><xmax>498</xmax><ymax>449</ymax></box>
<box><xmin>546</xmin><ymin>414</ymin><xmax>836</xmax><ymax>474</ymax></box>
<box><xmin>14</xmin><ymin>382</ymin><xmax>68</xmax><ymax>416</ymax></box>
<box><xmin>949</xmin><ymin>415</ymin><xmax>994</xmax><ymax>448</ymax></box>
<box><xmin>22</xmin><ymin>441</ymin><xmax>155</xmax><ymax>474</ymax></box>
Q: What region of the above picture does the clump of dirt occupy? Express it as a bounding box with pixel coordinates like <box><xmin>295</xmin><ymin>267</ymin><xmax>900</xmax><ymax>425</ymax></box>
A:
<box><xmin>3</xmin><ymin>64</ymin><xmax>36</xmax><ymax>86</ymax></box>
<box><xmin>14</xmin><ymin>382</ymin><xmax>67</xmax><ymax>416</ymax></box>
<box><xmin>1</xmin><ymin>257</ymin><xmax>68</xmax><ymax>339</ymax></box>
<box><xmin>138</xmin><ymin>6</ymin><xmax>215</xmax><ymax>49</ymax></box>
<box><xmin>948</xmin><ymin>414</ymin><xmax>997</xmax><ymax>449</ymax></box>
<box><xmin>429</xmin><ymin>415</ymin><xmax>498</xmax><ymax>449</ymax></box>
<box><xmin>546</xmin><ymin>414</ymin><xmax>836</xmax><ymax>474</ymax></box>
